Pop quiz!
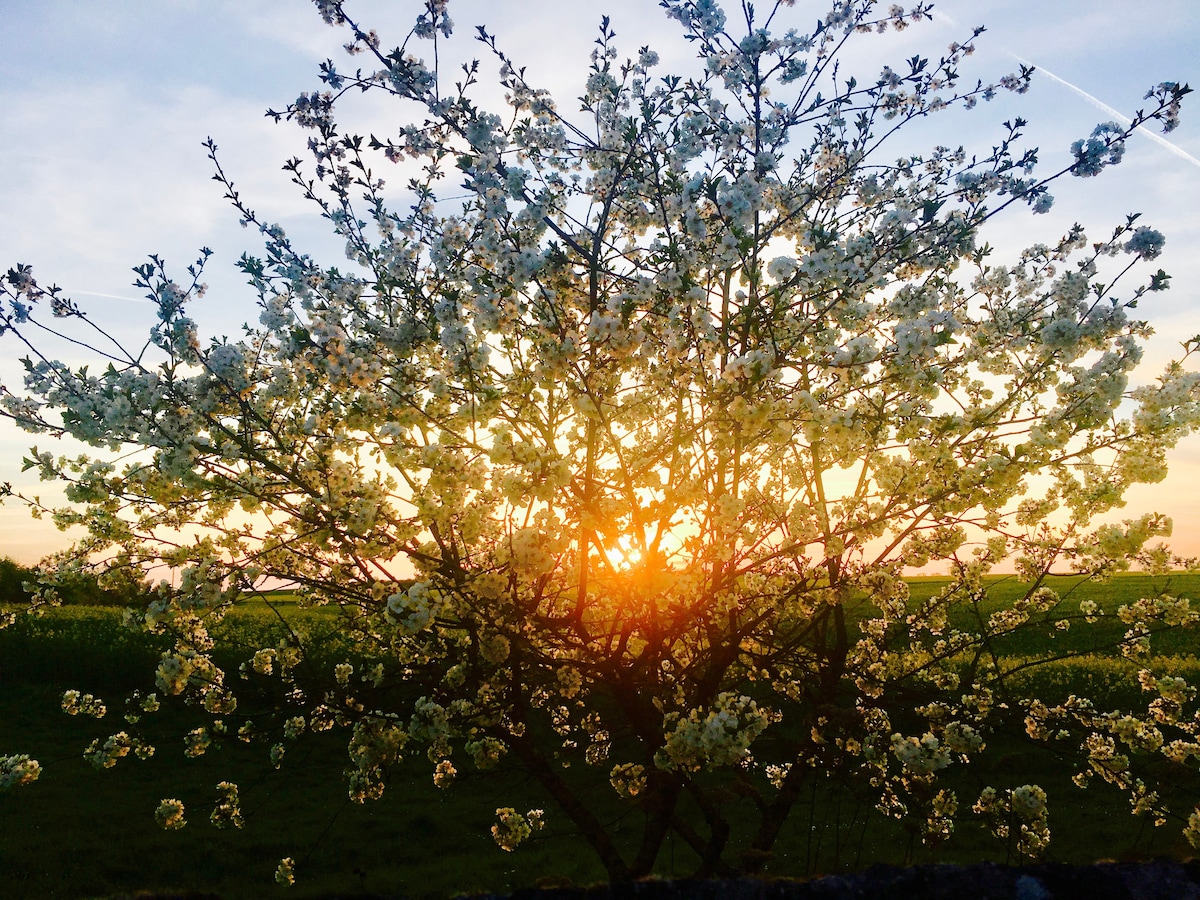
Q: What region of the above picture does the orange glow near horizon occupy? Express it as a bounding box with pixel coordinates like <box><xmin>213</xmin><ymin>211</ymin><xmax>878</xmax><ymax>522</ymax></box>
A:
<box><xmin>4</xmin><ymin>449</ymin><xmax>1200</xmax><ymax>574</ymax></box>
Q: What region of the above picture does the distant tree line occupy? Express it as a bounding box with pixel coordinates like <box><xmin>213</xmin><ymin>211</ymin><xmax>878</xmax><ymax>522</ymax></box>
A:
<box><xmin>0</xmin><ymin>557</ymin><xmax>150</xmax><ymax>607</ymax></box>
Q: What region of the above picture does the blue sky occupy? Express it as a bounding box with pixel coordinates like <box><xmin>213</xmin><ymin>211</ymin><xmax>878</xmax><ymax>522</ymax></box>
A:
<box><xmin>1</xmin><ymin>0</ymin><xmax>1198</xmax><ymax>564</ymax></box>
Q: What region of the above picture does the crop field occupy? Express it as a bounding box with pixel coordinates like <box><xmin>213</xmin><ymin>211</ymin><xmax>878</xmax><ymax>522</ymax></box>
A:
<box><xmin>3</xmin><ymin>573</ymin><xmax>1200</xmax><ymax>898</ymax></box>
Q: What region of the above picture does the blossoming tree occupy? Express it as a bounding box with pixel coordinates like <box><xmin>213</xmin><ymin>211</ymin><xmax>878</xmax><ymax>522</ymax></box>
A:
<box><xmin>3</xmin><ymin>0</ymin><xmax>1200</xmax><ymax>883</ymax></box>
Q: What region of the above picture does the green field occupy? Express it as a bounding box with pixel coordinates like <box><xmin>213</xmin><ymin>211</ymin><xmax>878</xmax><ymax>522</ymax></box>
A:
<box><xmin>3</xmin><ymin>574</ymin><xmax>1200</xmax><ymax>898</ymax></box>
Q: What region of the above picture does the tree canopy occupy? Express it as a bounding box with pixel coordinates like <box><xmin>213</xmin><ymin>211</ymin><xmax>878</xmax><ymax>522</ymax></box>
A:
<box><xmin>2</xmin><ymin>0</ymin><xmax>1199</xmax><ymax>884</ymax></box>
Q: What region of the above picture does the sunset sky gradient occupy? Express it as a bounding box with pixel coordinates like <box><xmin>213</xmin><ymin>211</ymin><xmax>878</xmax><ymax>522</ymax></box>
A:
<box><xmin>1</xmin><ymin>0</ymin><xmax>1197</xmax><ymax>565</ymax></box>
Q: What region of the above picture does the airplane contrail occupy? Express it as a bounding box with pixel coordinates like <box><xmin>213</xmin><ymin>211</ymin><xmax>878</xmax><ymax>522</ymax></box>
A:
<box><xmin>1006</xmin><ymin>53</ymin><xmax>1200</xmax><ymax>171</ymax></box>
<box><xmin>63</xmin><ymin>289</ymin><xmax>152</xmax><ymax>303</ymax></box>
<box><xmin>931</xmin><ymin>9</ymin><xmax>1200</xmax><ymax>171</ymax></box>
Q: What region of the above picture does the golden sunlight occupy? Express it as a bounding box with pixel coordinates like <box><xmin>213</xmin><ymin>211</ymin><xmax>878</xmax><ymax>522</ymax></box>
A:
<box><xmin>604</xmin><ymin>533</ymin><xmax>644</xmax><ymax>571</ymax></box>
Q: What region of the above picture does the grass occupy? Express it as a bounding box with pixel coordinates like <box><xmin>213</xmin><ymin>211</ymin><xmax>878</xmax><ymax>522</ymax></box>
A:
<box><xmin>3</xmin><ymin>573</ymin><xmax>1200</xmax><ymax>898</ymax></box>
<box><xmin>0</xmin><ymin>679</ymin><xmax>610</xmax><ymax>899</ymax></box>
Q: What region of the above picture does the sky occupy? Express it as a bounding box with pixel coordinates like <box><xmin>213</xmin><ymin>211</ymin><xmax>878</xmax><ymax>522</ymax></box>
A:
<box><xmin>0</xmin><ymin>0</ymin><xmax>1198</xmax><ymax>566</ymax></box>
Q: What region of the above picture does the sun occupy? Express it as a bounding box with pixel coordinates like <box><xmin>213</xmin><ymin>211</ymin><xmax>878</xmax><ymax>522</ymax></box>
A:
<box><xmin>605</xmin><ymin>533</ymin><xmax>644</xmax><ymax>571</ymax></box>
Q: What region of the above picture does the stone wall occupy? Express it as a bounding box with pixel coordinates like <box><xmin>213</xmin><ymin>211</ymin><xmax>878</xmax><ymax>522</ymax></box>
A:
<box><xmin>472</xmin><ymin>860</ymin><xmax>1200</xmax><ymax>900</ymax></box>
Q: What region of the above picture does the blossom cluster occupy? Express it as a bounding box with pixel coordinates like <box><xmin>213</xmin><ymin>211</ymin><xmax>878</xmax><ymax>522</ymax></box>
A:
<box><xmin>61</xmin><ymin>690</ymin><xmax>107</xmax><ymax>718</ymax></box>
<box><xmin>0</xmin><ymin>754</ymin><xmax>41</xmax><ymax>789</ymax></box>
<box><xmin>491</xmin><ymin>808</ymin><xmax>545</xmax><ymax>852</ymax></box>
<box><xmin>656</xmin><ymin>693</ymin><xmax>773</xmax><ymax>772</ymax></box>
<box><xmin>210</xmin><ymin>781</ymin><xmax>244</xmax><ymax>829</ymax></box>
<box><xmin>155</xmin><ymin>798</ymin><xmax>186</xmax><ymax>831</ymax></box>
<box><xmin>83</xmin><ymin>731</ymin><xmax>155</xmax><ymax>769</ymax></box>
<box><xmin>973</xmin><ymin>785</ymin><xmax>1050</xmax><ymax>857</ymax></box>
